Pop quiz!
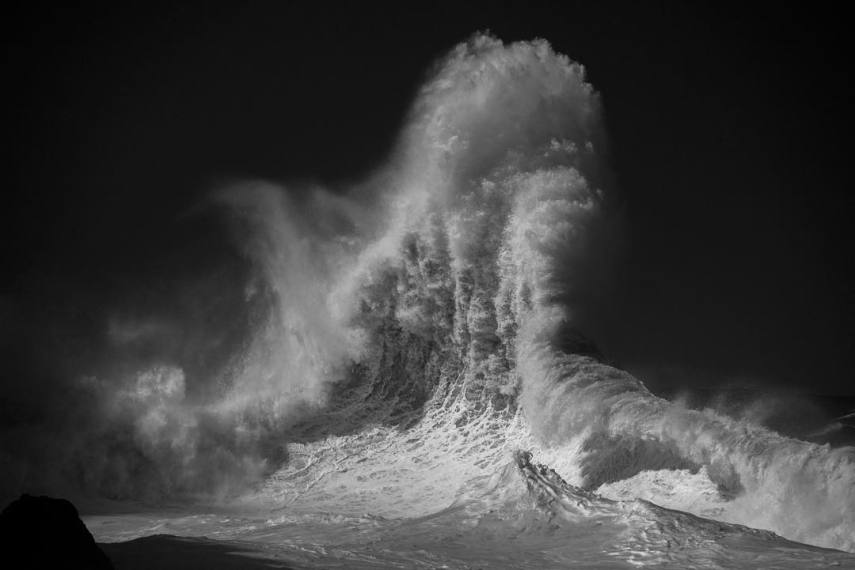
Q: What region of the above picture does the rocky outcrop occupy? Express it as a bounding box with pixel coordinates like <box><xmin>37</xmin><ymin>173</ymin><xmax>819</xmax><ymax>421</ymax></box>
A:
<box><xmin>0</xmin><ymin>494</ymin><xmax>113</xmax><ymax>570</ymax></box>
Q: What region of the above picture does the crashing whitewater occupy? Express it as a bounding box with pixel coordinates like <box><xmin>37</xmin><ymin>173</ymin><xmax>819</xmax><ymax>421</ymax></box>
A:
<box><xmin>79</xmin><ymin>36</ymin><xmax>854</xmax><ymax>567</ymax></box>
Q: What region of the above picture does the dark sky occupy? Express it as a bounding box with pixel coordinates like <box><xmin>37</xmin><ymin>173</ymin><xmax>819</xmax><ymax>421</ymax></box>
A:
<box><xmin>3</xmin><ymin>2</ymin><xmax>853</xmax><ymax>395</ymax></box>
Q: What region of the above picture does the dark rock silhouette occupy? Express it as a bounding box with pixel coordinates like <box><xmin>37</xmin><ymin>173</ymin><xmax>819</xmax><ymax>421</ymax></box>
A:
<box><xmin>0</xmin><ymin>494</ymin><xmax>114</xmax><ymax>570</ymax></box>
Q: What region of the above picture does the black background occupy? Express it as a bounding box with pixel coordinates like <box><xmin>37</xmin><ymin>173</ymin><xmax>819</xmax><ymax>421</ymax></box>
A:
<box><xmin>3</xmin><ymin>2</ymin><xmax>853</xmax><ymax>395</ymax></box>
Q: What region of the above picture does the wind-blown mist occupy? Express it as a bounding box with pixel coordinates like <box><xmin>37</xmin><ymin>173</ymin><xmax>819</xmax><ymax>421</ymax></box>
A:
<box><xmin>4</xmin><ymin>34</ymin><xmax>854</xmax><ymax>560</ymax></box>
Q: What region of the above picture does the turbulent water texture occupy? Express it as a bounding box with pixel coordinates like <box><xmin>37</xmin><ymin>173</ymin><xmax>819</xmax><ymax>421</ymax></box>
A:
<box><xmin>49</xmin><ymin>35</ymin><xmax>855</xmax><ymax>566</ymax></box>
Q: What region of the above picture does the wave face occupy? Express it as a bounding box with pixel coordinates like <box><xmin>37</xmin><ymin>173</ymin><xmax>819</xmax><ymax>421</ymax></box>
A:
<box><xmin>81</xmin><ymin>35</ymin><xmax>855</xmax><ymax>564</ymax></box>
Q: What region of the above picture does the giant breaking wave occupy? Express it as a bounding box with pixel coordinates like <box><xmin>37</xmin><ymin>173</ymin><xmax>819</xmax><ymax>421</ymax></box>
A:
<box><xmin>22</xmin><ymin>35</ymin><xmax>855</xmax><ymax>562</ymax></box>
<box><xmin>228</xmin><ymin>35</ymin><xmax>855</xmax><ymax>554</ymax></box>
